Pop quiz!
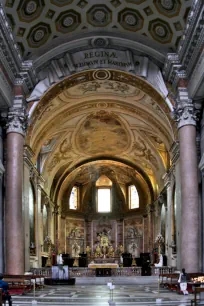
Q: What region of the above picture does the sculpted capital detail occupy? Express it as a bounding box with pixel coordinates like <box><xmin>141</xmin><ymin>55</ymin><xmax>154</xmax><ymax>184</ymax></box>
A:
<box><xmin>6</xmin><ymin>107</ymin><xmax>27</xmax><ymax>135</ymax></box>
<box><xmin>173</xmin><ymin>103</ymin><xmax>198</xmax><ymax>128</ymax></box>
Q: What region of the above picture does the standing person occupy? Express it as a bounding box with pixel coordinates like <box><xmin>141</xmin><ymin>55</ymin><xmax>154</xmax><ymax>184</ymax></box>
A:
<box><xmin>178</xmin><ymin>268</ymin><xmax>188</xmax><ymax>295</ymax></box>
<box><xmin>0</xmin><ymin>273</ymin><xmax>12</xmax><ymax>306</ymax></box>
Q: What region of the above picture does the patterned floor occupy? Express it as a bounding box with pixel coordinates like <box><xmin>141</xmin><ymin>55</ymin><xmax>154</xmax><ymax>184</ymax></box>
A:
<box><xmin>11</xmin><ymin>277</ymin><xmax>193</xmax><ymax>306</ymax></box>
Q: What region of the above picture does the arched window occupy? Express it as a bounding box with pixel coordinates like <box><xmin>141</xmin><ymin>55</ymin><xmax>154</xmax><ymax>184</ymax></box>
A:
<box><xmin>129</xmin><ymin>185</ymin><xmax>139</xmax><ymax>209</ymax></box>
<box><xmin>96</xmin><ymin>175</ymin><xmax>112</xmax><ymax>213</ymax></box>
<box><xmin>69</xmin><ymin>186</ymin><xmax>78</xmax><ymax>210</ymax></box>
<box><xmin>29</xmin><ymin>182</ymin><xmax>35</xmax><ymax>246</ymax></box>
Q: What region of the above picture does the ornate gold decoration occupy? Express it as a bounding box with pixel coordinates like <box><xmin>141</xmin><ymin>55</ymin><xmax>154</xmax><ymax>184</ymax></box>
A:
<box><xmin>27</xmin><ymin>70</ymin><xmax>176</xmax><ymax>146</ymax></box>
<box><xmin>47</xmin><ymin>137</ymin><xmax>73</xmax><ymax>173</ymax></box>
<box><xmin>133</xmin><ymin>137</ymin><xmax>159</xmax><ymax>170</ymax></box>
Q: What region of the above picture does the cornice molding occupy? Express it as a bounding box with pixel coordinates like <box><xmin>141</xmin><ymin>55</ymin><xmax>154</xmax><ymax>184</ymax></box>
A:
<box><xmin>0</xmin><ymin>4</ymin><xmax>37</xmax><ymax>94</ymax></box>
<box><xmin>163</xmin><ymin>1</ymin><xmax>204</xmax><ymax>92</ymax></box>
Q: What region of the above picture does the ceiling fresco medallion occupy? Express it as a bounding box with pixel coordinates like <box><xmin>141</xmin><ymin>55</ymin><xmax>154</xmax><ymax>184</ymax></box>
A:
<box><xmin>75</xmin><ymin>111</ymin><xmax>131</xmax><ymax>155</ymax></box>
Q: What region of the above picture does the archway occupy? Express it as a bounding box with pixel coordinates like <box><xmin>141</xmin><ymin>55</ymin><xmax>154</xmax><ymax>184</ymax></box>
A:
<box><xmin>26</xmin><ymin>68</ymin><xmax>175</xmax><ymax>265</ymax></box>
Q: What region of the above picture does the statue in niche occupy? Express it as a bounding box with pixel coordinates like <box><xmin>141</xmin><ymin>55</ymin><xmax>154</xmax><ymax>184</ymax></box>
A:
<box><xmin>108</xmin><ymin>245</ymin><xmax>115</xmax><ymax>257</ymax></box>
<box><xmin>95</xmin><ymin>245</ymin><xmax>102</xmax><ymax>257</ymax></box>
<box><xmin>72</xmin><ymin>241</ymin><xmax>80</xmax><ymax>258</ymax></box>
<box><xmin>129</xmin><ymin>242</ymin><xmax>139</xmax><ymax>258</ymax></box>
<box><xmin>102</xmin><ymin>246</ymin><xmax>107</xmax><ymax>258</ymax></box>
<box><xmin>117</xmin><ymin>244</ymin><xmax>124</xmax><ymax>256</ymax></box>
<box><xmin>86</xmin><ymin>246</ymin><xmax>91</xmax><ymax>257</ymax></box>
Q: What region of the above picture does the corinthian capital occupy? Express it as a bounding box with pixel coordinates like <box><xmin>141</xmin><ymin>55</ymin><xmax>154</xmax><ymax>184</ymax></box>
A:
<box><xmin>174</xmin><ymin>103</ymin><xmax>198</xmax><ymax>128</ymax></box>
<box><xmin>6</xmin><ymin>106</ymin><xmax>27</xmax><ymax>135</ymax></box>
<box><xmin>173</xmin><ymin>88</ymin><xmax>199</xmax><ymax>128</ymax></box>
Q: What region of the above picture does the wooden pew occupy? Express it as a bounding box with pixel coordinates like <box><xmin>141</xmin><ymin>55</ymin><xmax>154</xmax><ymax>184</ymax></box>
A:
<box><xmin>191</xmin><ymin>287</ymin><xmax>204</xmax><ymax>305</ymax></box>
<box><xmin>3</xmin><ymin>275</ymin><xmax>32</xmax><ymax>295</ymax></box>
<box><xmin>0</xmin><ymin>288</ymin><xmax>2</xmax><ymax>306</ymax></box>
<box><xmin>159</xmin><ymin>273</ymin><xmax>180</xmax><ymax>290</ymax></box>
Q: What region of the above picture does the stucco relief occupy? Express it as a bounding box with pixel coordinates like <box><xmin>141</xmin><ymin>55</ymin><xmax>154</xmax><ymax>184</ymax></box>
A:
<box><xmin>75</xmin><ymin>111</ymin><xmax>131</xmax><ymax>155</ymax></box>
<box><xmin>132</xmin><ymin>137</ymin><xmax>159</xmax><ymax>170</ymax></box>
<box><xmin>62</xmin><ymin>80</ymin><xmax>141</xmax><ymax>97</ymax></box>
<box><xmin>47</xmin><ymin>136</ymin><xmax>74</xmax><ymax>173</ymax></box>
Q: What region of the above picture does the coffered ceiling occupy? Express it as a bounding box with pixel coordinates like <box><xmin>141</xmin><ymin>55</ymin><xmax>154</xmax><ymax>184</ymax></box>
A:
<box><xmin>3</xmin><ymin>0</ymin><xmax>192</xmax><ymax>59</ymax></box>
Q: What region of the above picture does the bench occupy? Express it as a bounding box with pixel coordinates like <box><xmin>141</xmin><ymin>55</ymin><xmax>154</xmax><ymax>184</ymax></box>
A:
<box><xmin>191</xmin><ymin>287</ymin><xmax>204</xmax><ymax>305</ymax></box>
<box><xmin>3</xmin><ymin>275</ymin><xmax>33</xmax><ymax>295</ymax></box>
<box><xmin>159</xmin><ymin>273</ymin><xmax>180</xmax><ymax>291</ymax></box>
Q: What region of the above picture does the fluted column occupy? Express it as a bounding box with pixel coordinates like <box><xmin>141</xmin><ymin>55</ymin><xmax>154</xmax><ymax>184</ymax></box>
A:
<box><xmin>5</xmin><ymin>96</ymin><xmax>27</xmax><ymax>274</ymax></box>
<box><xmin>174</xmin><ymin>88</ymin><xmax>199</xmax><ymax>272</ymax></box>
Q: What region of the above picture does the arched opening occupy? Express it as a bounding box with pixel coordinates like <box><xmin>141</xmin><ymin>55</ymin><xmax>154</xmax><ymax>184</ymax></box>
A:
<box><xmin>26</xmin><ymin>68</ymin><xmax>175</xmax><ymax>267</ymax></box>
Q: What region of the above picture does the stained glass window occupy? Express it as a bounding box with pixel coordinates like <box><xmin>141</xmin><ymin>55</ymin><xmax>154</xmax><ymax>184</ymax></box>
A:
<box><xmin>69</xmin><ymin>186</ymin><xmax>78</xmax><ymax>210</ymax></box>
<box><xmin>129</xmin><ymin>185</ymin><xmax>139</xmax><ymax>209</ymax></box>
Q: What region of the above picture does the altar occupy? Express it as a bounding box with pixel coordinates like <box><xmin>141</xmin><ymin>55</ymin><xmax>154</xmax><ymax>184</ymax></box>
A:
<box><xmin>88</xmin><ymin>263</ymin><xmax>119</xmax><ymax>277</ymax></box>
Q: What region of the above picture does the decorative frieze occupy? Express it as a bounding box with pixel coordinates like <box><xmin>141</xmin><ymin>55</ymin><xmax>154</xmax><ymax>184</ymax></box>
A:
<box><xmin>0</xmin><ymin>4</ymin><xmax>37</xmax><ymax>93</ymax></box>
<box><xmin>28</xmin><ymin>50</ymin><xmax>167</xmax><ymax>102</ymax></box>
<box><xmin>163</xmin><ymin>1</ymin><xmax>204</xmax><ymax>90</ymax></box>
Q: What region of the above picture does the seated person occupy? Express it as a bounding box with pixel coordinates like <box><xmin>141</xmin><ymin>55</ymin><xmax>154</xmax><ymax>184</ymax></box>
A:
<box><xmin>0</xmin><ymin>273</ymin><xmax>12</xmax><ymax>306</ymax></box>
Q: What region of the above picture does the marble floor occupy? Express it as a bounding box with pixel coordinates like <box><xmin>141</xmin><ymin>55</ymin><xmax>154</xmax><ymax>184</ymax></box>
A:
<box><xmin>10</xmin><ymin>276</ymin><xmax>194</xmax><ymax>306</ymax></box>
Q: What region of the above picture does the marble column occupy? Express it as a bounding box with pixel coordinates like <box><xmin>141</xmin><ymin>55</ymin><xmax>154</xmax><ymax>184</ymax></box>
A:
<box><xmin>175</xmin><ymin>88</ymin><xmax>199</xmax><ymax>272</ymax></box>
<box><xmin>53</xmin><ymin>205</ymin><xmax>59</xmax><ymax>254</ymax></box>
<box><xmin>36</xmin><ymin>183</ymin><xmax>43</xmax><ymax>267</ymax></box>
<box><xmin>5</xmin><ymin>99</ymin><xmax>27</xmax><ymax>274</ymax></box>
<box><xmin>0</xmin><ymin>127</ymin><xmax>5</xmax><ymax>273</ymax></box>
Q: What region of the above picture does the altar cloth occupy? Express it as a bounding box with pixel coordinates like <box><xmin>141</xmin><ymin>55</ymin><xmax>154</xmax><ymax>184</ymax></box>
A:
<box><xmin>88</xmin><ymin>263</ymin><xmax>119</xmax><ymax>269</ymax></box>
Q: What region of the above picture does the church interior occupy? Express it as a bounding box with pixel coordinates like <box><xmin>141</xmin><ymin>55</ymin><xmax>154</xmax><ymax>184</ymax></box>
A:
<box><xmin>0</xmin><ymin>0</ymin><xmax>204</xmax><ymax>305</ymax></box>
